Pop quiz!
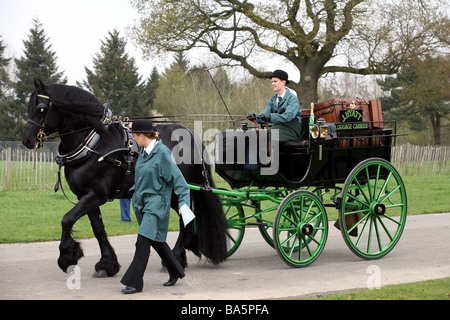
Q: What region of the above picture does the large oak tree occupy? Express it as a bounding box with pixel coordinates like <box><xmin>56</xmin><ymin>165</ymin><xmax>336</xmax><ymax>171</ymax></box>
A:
<box><xmin>130</xmin><ymin>0</ymin><xmax>447</xmax><ymax>106</ymax></box>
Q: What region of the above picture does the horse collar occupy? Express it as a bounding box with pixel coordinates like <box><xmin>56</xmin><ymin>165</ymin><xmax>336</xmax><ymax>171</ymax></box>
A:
<box><xmin>56</xmin><ymin>130</ymin><xmax>101</xmax><ymax>166</ymax></box>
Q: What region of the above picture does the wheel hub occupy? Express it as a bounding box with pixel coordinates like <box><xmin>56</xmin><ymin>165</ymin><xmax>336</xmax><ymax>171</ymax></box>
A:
<box><xmin>372</xmin><ymin>203</ymin><xmax>386</xmax><ymax>215</ymax></box>
<box><xmin>300</xmin><ymin>224</ymin><xmax>314</xmax><ymax>236</ymax></box>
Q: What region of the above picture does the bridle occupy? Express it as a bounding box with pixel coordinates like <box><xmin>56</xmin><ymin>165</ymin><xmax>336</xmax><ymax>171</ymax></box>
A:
<box><xmin>27</xmin><ymin>93</ymin><xmax>54</xmax><ymax>147</ymax></box>
<box><xmin>27</xmin><ymin>93</ymin><xmax>92</xmax><ymax>148</ymax></box>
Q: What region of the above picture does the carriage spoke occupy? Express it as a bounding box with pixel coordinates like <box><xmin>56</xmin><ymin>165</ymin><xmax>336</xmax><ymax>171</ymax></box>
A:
<box><xmin>376</xmin><ymin>171</ymin><xmax>392</xmax><ymax>200</ymax></box>
<box><xmin>373</xmin><ymin>164</ymin><xmax>381</xmax><ymax>201</ymax></box>
<box><xmin>378</xmin><ymin>185</ymin><xmax>401</xmax><ymax>204</ymax></box>
<box><xmin>352</xmin><ymin>177</ymin><xmax>371</xmax><ymax>204</ymax></box>
<box><xmin>364</xmin><ymin>167</ymin><xmax>373</xmax><ymax>202</ymax></box>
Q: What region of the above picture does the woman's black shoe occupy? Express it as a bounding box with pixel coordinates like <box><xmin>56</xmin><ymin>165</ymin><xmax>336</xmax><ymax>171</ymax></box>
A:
<box><xmin>163</xmin><ymin>278</ymin><xmax>179</xmax><ymax>286</ymax></box>
<box><xmin>121</xmin><ymin>286</ymin><xmax>142</xmax><ymax>294</ymax></box>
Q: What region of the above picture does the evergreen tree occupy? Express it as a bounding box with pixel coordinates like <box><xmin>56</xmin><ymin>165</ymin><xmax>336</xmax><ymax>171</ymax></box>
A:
<box><xmin>80</xmin><ymin>29</ymin><xmax>144</xmax><ymax>117</ymax></box>
<box><xmin>0</xmin><ymin>37</ymin><xmax>12</xmax><ymax>95</ymax></box>
<box><xmin>378</xmin><ymin>55</ymin><xmax>450</xmax><ymax>145</ymax></box>
<box><xmin>154</xmin><ymin>52</ymin><xmax>189</xmax><ymax>116</ymax></box>
<box><xmin>0</xmin><ymin>36</ymin><xmax>19</xmax><ymax>140</ymax></box>
<box><xmin>10</xmin><ymin>19</ymin><xmax>67</xmax><ymax>140</ymax></box>
<box><xmin>138</xmin><ymin>66</ymin><xmax>160</xmax><ymax>115</ymax></box>
<box><xmin>14</xmin><ymin>18</ymin><xmax>67</xmax><ymax>103</ymax></box>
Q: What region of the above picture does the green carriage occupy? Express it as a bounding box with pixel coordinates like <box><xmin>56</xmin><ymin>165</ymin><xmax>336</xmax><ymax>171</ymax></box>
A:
<box><xmin>190</xmin><ymin>98</ymin><xmax>407</xmax><ymax>267</ymax></box>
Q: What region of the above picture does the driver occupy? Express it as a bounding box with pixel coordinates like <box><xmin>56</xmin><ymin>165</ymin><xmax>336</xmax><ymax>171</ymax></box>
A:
<box><xmin>247</xmin><ymin>70</ymin><xmax>303</xmax><ymax>142</ymax></box>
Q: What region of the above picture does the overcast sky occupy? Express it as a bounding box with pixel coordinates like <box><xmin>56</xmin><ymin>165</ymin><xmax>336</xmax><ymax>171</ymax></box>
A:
<box><xmin>0</xmin><ymin>0</ymin><xmax>156</xmax><ymax>84</ymax></box>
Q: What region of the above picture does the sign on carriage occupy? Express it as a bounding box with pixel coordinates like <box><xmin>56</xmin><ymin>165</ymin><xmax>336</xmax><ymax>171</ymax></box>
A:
<box><xmin>335</xmin><ymin>108</ymin><xmax>370</xmax><ymax>131</ymax></box>
<box><xmin>335</xmin><ymin>122</ymin><xmax>370</xmax><ymax>131</ymax></box>
<box><xmin>340</xmin><ymin>108</ymin><xmax>363</xmax><ymax>122</ymax></box>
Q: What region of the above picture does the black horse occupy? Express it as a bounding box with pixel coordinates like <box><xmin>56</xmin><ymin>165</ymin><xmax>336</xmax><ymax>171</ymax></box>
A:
<box><xmin>22</xmin><ymin>79</ymin><xmax>228</xmax><ymax>277</ymax></box>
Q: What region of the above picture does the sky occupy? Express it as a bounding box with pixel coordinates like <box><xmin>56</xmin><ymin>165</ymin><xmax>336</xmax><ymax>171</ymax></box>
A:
<box><xmin>0</xmin><ymin>0</ymin><xmax>156</xmax><ymax>84</ymax></box>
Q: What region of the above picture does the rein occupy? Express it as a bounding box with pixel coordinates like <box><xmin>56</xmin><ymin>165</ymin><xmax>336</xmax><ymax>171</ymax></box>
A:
<box><xmin>40</xmin><ymin>127</ymin><xmax>94</xmax><ymax>142</ymax></box>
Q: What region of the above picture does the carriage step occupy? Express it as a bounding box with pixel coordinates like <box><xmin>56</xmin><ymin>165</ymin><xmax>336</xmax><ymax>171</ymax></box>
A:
<box><xmin>247</xmin><ymin>222</ymin><xmax>268</xmax><ymax>227</ymax></box>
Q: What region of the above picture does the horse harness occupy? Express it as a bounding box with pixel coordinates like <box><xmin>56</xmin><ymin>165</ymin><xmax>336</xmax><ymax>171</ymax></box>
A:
<box><xmin>31</xmin><ymin>93</ymin><xmax>212</xmax><ymax>201</ymax></box>
<box><xmin>34</xmin><ymin>99</ymin><xmax>140</xmax><ymax>202</ymax></box>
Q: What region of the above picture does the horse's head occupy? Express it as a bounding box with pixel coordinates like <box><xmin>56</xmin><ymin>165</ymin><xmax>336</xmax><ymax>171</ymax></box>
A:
<box><xmin>22</xmin><ymin>79</ymin><xmax>62</xmax><ymax>149</ymax></box>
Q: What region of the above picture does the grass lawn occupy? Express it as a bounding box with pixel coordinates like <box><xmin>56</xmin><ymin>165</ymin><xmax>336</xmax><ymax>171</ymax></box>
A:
<box><xmin>304</xmin><ymin>277</ymin><xmax>450</xmax><ymax>300</ymax></box>
<box><xmin>0</xmin><ymin>174</ymin><xmax>449</xmax><ymax>243</ymax></box>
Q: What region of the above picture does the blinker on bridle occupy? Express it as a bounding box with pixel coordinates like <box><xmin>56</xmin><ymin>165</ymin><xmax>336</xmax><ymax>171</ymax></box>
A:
<box><xmin>36</xmin><ymin>94</ymin><xmax>51</xmax><ymax>115</ymax></box>
<box><xmin>28</xmin><ymin>93</ymin><xmax>53</xmax><ymax>148</ymax></box>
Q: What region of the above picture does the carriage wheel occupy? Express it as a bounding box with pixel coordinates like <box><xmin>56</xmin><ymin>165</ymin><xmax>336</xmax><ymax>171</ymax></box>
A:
<box><xmin>221</xmin><ymin>195</ymin><xmax>246</xmax><ymax>257</ymax></box>
<box><xmin>273</xmin><ymin>190</ymin><xmax>328</xmax><ymax>268</ymax></box>
<box><xmin>257</xmin><ymin>217</ymin><xmax>274</xmax><ymax>248</ymax></box>
<box><xmin>257</xmin><ymin>188</ymin><xmax>290</xmax><ymax>248</ymax></box>
<box><xmin>339</xmin><ymin>158</ymin><xmax>407</xmax><ymax>259</ymax></box>
<box><xmin>311</xmin><ymin>186</ymin><xmax>342</xmax><ymax>207</ymax></box>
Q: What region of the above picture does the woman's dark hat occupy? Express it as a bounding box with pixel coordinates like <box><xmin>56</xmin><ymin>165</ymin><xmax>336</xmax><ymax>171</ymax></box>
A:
<box><xmin>130</xmin><ymin>119</ymin><xmax>157</xmax><ymax>133</ymax></box>
<box><xmin>269</xmin><ymin>69</ymin><xmax>290</xmax><ymax>84</ymax></box>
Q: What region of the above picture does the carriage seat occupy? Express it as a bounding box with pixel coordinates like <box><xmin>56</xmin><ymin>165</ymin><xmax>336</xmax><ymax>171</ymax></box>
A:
<box><xmin>280</xmin><ymin>139</ymin><xmax>309</xmax><ymax>153</ymax></box>
<box><xmin>279</xmin><ymin>111</ymin><xmax>310</xmax><ymax>153</ymax></box>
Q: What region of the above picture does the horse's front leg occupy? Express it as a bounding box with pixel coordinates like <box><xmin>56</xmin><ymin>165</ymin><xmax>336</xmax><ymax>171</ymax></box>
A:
<box><xmin>58</xmin><ymin>201</ymin><xmax>88</xmax><ymax>273</ymax></box>
<box><xmin>87</xmin><ymin>207</ymin><xmax>120</xmax><ymax>278</ymax></box>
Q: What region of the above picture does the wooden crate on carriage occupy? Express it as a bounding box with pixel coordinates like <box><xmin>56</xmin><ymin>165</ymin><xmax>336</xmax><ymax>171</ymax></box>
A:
<box><xmin>314</xmin><ymin>97</ymin><xmax>384</xmax><ymax>127</ymax></box>
<box><xmin>314</xmin><ymin>98</ymin><xmax>385</xmax><ymax>147</ymax></box>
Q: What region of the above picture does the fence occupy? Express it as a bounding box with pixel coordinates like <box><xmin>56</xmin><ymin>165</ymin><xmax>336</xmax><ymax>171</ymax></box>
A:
<box><xmin>391</xmin><ymin>144</ymin><xmax>450</xmax><ymax>176</ymax></box>
<box><xmin>0</xmin><ymin>143</ymin><xmax>449</xmax><ymax>191</ymax></box>
<box><xmin>0</xmin><ymin>142</ymin><xmax>61</xmax><ymax>191</ymax></box>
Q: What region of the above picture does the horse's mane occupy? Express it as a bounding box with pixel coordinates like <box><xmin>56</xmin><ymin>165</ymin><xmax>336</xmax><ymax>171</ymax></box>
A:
<box><xmin>49</xmin><ymin>84</ymin><xmax>109</xmax><ymax>135</ymax></box>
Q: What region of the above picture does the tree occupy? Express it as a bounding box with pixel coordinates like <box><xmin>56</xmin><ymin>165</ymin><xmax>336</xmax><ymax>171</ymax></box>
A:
<box><xmin>0</xmin><ymin>36</ymin><xmax>19</xmax><ymax>140</ymax></box>
<box><xmin>80</xmin><ymin>29</ymin><xmax>145</xmax><ymax>117</ymax></box>
<box><xmin>15</xmin><ymin>19</ymin><xmax>67</xmax><ymax>103</ymax></box>
<box><xmin>153</xmin><ymin>53</ymin><xmax>247</xmax><ymax>131</ymax></box>
<box><xmin>130</xmin><ymin>0</ymin><xmax>448</xmax><ymax>106</ymax></box>
<box><xmin>140</xmin><ymin>66</ymin><xmax>160</xmax><ymax>114</ymax></box>
<box><xmin>153</xmin><ymin>52</ymin><xmax>190</xmax><ymax>116</ymax></box>
<box><xmin>378</xmin><ymin>55</ymin><xmax>450</xmax><ymax>145</ymax></box>
<box><xmin>0</xmin><ymin>37</ymin><xmax>12</xmax><ymax>95</ymax></box>
<box><xmin>8</xmin><ymin>19</ymin><xmax>67</xmax><ymax>140</ymax></box>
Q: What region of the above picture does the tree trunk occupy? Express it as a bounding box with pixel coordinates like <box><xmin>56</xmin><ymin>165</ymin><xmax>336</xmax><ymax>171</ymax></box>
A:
<box><xmin>430</xmin><ymin>112</ymin><xmax>441</xmax><ymax>146</ymax></box>
<box><xmin>289</xmin><ymin>70</ymin><xmax>320</xmax><ymax>109</ymax></box>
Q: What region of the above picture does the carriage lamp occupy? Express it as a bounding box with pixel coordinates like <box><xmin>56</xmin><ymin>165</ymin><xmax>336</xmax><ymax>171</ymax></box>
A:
<box><xmin>311</xmin><ymin>124</ymin><xmax>320</xmax><ymax>139</ymax></box>
<box><xmin>311</xmin><ymin>122</ymin><xmax>328</xmax><ymax>139</ymax></box>
<box><xmin>320</xmin><ymin>126</ymin><xmax>328</xmax><ymax>138</ymax></box>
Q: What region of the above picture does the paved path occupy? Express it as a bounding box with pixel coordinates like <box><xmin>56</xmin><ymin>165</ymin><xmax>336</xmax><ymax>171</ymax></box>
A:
<box><xmin>1</xmin><ymin>213</ymin><xmax>449</xmax><ymax>300</ymax></box>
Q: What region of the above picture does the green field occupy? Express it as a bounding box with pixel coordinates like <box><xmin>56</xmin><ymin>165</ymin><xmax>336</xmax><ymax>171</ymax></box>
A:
<box><xmin>0</xmin><ymin>174</ymin><xmax>448</xmax><ymax>243</ymax></box>
<box><xmin>305</xmin><ymin>277</ymin><xmax>450</xmax><ymax>300</ymax></box>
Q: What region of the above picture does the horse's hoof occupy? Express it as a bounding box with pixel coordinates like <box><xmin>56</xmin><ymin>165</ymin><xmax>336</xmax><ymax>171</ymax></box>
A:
<box><xmin>92</xmin><ymin>269</ymin><xmax>109</xmax><ymax>278</ymax></box>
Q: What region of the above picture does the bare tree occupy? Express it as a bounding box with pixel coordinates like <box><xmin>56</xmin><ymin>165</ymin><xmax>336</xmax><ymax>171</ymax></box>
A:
<box><xmin>130</xmin><ymin>0</ymin><xmax>448</xmax><ymax>106</ymax></box>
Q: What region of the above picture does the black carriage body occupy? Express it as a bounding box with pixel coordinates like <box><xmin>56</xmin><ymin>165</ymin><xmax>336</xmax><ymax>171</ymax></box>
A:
<box><xmin>214</xmin><ymin>98</ymin><xmax>397</xmax><ymax>189</ymax></box>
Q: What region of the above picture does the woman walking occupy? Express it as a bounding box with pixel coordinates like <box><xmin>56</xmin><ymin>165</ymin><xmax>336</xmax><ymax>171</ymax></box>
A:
<box><xmin>120</xmin><ymin>119</ymin><xmax>190</xmax><ymax>294</ymax></box>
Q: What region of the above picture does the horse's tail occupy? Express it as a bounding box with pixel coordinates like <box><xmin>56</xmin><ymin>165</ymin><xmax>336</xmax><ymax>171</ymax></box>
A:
<box><xmin>160</xmin><ymin>123</ymin><xmax>228</xmax><ymax>265</ymax></box>
<box><xmin>190</xmin><ymin>181</ymin><xmax>228</xmax><ymax>265</ymax></box>
<box><xmin>181</xmin><ymin>161</ymin><xmax>227</xmax><ymax>265</ymax></box>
